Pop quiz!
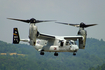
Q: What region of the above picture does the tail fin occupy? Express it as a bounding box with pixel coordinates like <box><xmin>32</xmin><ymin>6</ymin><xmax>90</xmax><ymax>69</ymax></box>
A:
<box><xmin>13</xmin><ymin>28</ymin><xmax>20</xmax><ymax>44</ymax></box>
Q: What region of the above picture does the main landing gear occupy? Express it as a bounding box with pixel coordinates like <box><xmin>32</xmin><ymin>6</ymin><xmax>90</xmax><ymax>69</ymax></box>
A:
<box><xmin>40</xmin><ymin>51</ymin><xmax>44</xmax><ymax>55</ymax></box>
<box><xmin>54</xmin><ymin>52</ymin><xmax>58</xmax><ymax>56</ymax></box>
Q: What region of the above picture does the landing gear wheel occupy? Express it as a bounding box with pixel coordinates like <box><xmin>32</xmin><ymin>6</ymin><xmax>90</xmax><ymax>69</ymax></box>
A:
<box><xmin>73</xmin><ymin>52</ymin><xmax>76</xmax><ymax>56</ymax></box>
<box><xmin>54</xmin><ymin>52</ymin><xmax>58</xmax><ymax>56</ymax></box>
<box><xmin>40</xmin><ymin>52</ymin><xmax>44</xmax><ymax>55</ymax></box>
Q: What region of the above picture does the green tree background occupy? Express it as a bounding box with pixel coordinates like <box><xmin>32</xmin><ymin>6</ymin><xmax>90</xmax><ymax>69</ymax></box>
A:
<box><xmin>0</xmin><ymin>38</ymin><xmax>105</xmax><ymax>70</ymax></box>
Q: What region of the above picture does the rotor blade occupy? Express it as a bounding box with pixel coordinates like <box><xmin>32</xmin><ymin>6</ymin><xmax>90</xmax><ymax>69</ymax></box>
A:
<box><xmin>85</xmin><ymin>24</ymin><xmax>97</xmax><ymax>28</ymax></box>
<box><xmin>56</xmin><ymin>22</ymin><xmax>80</xmax><ymax>27</ymax></box>
<box><xmin>36</xmin><ymin>20</ymin><xmax>56</xmax><ymax>23</ymax></box>
<box><xmin>70</xmin><ymin>24</ymin><xmax>80</xmax><ymax>27</ymax></box>
<box><xmin>7</xmin><ymin>18</ymin><xmax>30</xmax><ymax>23</ymax></box>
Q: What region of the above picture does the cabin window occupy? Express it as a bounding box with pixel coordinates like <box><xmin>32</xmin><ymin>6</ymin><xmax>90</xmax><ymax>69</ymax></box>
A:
<box><xmin>59</xmin><ymin>40</ymin><xmax>64</xmax><ymax>47</ymax></box>
<box><xmin>60</xmin><ymin>41</ymin><xmax>63</xmax><ymax>46</ymax></box>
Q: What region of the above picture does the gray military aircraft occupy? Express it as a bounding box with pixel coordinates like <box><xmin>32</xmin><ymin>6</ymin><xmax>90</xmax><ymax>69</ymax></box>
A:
<box><xmin>8</xmin><ymin>18</ymin><xmax>97</xmax><ymax>56</ymax></box>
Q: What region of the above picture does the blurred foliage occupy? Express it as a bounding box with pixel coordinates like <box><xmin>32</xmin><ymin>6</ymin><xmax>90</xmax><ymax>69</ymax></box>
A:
<box><xmin>0</xmin><ymin>38</ymin><xmax>105</xmax><ymax>70</ymax></box>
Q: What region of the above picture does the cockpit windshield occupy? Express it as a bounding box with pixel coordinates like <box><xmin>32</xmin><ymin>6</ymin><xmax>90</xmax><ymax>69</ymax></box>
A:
<box><xmin>70</xmin><ymin>40</ymin><xmax>76</xmax><ymax>45</ymax></box>
<box><xmin>66</xmin><ymin>41</ymin><xmax>69</xmax><ymax>45</ymax></box>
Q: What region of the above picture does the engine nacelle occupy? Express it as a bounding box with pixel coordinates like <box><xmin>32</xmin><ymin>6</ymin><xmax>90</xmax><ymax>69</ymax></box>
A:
<box><xmin>78</xmin><ymin>28</ymin><xmax>87</xmax><ymax>49</ymax></box>
<box><xmin>29</xmin><ymin>24</ymin><xmax>37</xmax><ymax>46</ymax></box>
<box><xmin>29</xmin><ymin>40</ymin><xmax>35</xmax><ymax>46</ymax></box>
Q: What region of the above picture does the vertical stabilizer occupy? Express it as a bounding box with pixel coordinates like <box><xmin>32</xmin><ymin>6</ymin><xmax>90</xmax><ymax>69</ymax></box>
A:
<box><xmin>13</xmin><ymin>28</ymin><xmax>20</xmax><ymax>44</ymax></box>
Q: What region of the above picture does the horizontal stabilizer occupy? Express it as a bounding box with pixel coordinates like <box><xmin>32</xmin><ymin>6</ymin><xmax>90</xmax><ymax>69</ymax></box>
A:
<box><xmin>20</xmin><ymin>39</ymin><xmax>30</xmax><ymax>42</ymax></box>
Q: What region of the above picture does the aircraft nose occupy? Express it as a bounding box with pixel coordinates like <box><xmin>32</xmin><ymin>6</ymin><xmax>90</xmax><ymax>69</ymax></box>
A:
<box><xmin>71</xmin><ymin>45</ymin><xmax>79</xmax><ymax>51</ymax></box>
<box><xmin>75</xmin><ymin>45</ymin><xmax>79</xmax><ymax>50</ymax></box>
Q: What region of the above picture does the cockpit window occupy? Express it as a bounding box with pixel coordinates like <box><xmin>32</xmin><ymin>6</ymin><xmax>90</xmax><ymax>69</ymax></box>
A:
<box><xmin>75</xmin><ymin>42</ymin><xmax>76</xmax><ymax>44</ymax></box>
<box><xmin>66</xmin><ymin>41</ymin><xmax>69</xmax><ymax>45</ymax></box>
<box><xmin>70</xmin><ymin>41</ymin><xmax>76</xmax><ymax>45</ymax></box>
<box><xmin>71</xmin><ymin>42</ymin><xmax>73</xmax><ymax>44</ymax></box>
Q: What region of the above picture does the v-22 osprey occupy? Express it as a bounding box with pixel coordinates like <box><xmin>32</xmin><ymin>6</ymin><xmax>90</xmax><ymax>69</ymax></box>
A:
<box><xmin>8</xmin><ymin>18</ymin><xmax>97</xmax><ymax>56</ymax></box>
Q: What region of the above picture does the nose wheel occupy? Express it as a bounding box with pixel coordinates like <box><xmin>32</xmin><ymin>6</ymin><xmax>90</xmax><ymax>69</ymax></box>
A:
<box><xmin>54</xmin><ymin>52</ymin><xmax>58</xmax><ymax>56</ymax></box>
<box><xmin>73</xmin><ymin>52</ymin><xmax>76</xmax><ymax>56</ymax></box>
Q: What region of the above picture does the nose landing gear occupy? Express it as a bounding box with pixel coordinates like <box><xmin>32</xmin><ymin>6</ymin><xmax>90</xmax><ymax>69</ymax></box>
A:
<box><xmin>73</xmin><ymin>52</ymin><xmax>76</xmax><ymax>56</ymax></box>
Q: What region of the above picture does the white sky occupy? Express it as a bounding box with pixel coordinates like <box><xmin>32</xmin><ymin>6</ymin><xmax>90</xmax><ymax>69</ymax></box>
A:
<box><xmin>0</xmin><ymin>0</ymin><xmax>105</xmax><ymax>43</ymax></box>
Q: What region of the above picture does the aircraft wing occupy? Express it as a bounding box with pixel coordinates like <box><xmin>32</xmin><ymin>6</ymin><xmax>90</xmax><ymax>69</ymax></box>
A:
<box><xmin>37</xmin><ymin>33</ymin><xmax>55</xmax><ymax>40</ymax></box>
<box><xmin>64</xmin><ymin>36</ymin><xmax>83</xmax><ymax>41</ymax></box>
<box><xmin>37</xmin><ymin>31</ymin><xmax>83</xmax><ymax>41</ymax></box>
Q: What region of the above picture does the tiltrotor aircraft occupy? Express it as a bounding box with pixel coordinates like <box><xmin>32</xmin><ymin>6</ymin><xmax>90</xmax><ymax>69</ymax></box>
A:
<box><xmin>8</xmin><ymin>18</ymin><xmax>97</xmax><ymax>56</ymax></box>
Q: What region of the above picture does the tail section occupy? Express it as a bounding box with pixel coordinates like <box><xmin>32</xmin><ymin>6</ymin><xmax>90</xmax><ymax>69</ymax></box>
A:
<box><xmin>13</xmin><ymin>28</ymin><xmax>34</xmax><ymax>45</ymax></box>
<box><xmin>13</xmin><ymin>28</ymin><xmax>20</xmax><ymax>44</ymax></box>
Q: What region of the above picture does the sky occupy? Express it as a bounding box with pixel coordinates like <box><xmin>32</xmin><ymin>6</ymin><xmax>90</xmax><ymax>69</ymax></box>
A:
<box><xmin>0</xmin><ymin>0</ymin><xmax>105</xmax><ymax>43</ymax></box>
